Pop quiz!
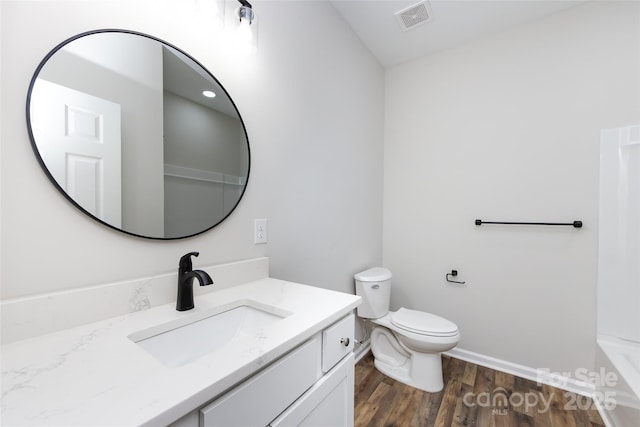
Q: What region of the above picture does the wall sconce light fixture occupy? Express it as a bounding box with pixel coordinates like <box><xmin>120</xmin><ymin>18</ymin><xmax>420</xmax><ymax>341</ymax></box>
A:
<box><xmin>234</xmin><ymin>0</ymin><xmax>258</xmax><ymax>54</ymax></box>
<box><xmin>237</xmin><ymin>0</ymin><xmax>255</xmax><ymax>24</ymax></box>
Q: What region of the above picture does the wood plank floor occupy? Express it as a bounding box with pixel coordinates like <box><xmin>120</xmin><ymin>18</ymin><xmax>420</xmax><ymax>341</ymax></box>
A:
<box><xmin>355</xmin><ymin>352</ymin><xmax>605</xmax><ymax>427</ymax></box>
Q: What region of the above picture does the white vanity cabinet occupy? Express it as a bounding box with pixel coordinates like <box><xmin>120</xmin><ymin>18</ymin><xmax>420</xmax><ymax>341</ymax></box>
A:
<box><xmin>171</xmin><ymin>314</ymin><xmax>355</xmax><ymax>427</ymax></box>
<box><xmin>269</xmin><ymin>314</ymin><xmax>355</xmax><ymax>427</ymax></box>
<box><xmin>269</xmin><ymin>353</ymin><xmax>354</xmax><ymax>427</ymax></box>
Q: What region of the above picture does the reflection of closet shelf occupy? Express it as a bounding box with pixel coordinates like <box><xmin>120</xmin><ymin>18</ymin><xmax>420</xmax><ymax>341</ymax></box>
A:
<box><xmin>164</xmin><ymin>164</ymin><xmax>245</xmax><ymax>185</ymax></box>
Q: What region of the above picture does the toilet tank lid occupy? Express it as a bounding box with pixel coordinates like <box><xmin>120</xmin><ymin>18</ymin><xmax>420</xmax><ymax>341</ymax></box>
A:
<box><xmin>354</xmin><ymin>267</ymin><xmax>392</xmax><ymax>282</ymax></box>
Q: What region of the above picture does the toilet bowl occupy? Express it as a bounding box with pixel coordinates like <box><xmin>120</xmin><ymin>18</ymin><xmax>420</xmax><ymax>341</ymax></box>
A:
<box><xmin>354</xmin><ymin>268</ymin><xmax>460</xmax><ymax>392</ymax></box>
<box><xmin>370</xmin><ymin>308</ymin><xmax>460</xmax><ymax>392</ymax></box>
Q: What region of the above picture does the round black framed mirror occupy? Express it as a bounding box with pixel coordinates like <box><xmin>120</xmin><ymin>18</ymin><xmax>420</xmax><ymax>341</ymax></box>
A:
<box><xmin>26</xmin><ymin>29</ymin><xmax>250</xmax><ymax>240</ymax></box>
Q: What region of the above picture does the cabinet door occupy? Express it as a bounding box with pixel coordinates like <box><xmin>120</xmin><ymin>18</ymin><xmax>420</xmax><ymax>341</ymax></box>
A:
<box><xmin>270</xmin><ymin>353</ymin><xmax>354</xmax><ymax>427</ymax></box>
<box><xmin>200</xmin><ymin>336</ymin><xmax>321</xmax><ymax>427</ymax></box>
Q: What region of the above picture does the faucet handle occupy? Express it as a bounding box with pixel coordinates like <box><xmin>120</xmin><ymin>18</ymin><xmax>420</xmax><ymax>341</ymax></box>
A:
<box><xmin>179</xmin><ymin>252</ymin><xmax>200</xmax><ymax>271</ymax></box>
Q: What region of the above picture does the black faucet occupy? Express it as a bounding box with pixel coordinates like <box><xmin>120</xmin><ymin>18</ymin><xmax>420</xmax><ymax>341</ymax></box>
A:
<box><xmin>176</xmin><ymin>252</ymin><xmax>214</xmax><ymax>311</ymax></box>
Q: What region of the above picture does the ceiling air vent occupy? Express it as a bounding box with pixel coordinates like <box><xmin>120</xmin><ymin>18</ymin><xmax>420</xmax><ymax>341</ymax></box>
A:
<box><xmin>394</xmin><ymin>1</ymin><xmax>432</xmax><ymax>32</ymax></box>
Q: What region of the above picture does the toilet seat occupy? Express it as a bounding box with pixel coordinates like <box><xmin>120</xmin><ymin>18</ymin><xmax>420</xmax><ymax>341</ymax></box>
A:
<box><xmin>391</xmin><ymin>308</ymin><xmax>458</xmax><ymax>337</ymax></box>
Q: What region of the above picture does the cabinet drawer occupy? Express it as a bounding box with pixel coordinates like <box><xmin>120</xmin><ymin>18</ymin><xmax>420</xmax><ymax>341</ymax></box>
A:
<box><xmin>322</xmin><ymin>314</ymin><xmax>354</xmax><ymax>372</ymax></box>
<box><xmin>200</xmin><ymin>335</ymin><xmax>322</xmax><ymax>427</ymax></box>
<box><xmin>270</xmin><ymin>353</ymin><xmax>354</xmax><ymax>427</ymax></box>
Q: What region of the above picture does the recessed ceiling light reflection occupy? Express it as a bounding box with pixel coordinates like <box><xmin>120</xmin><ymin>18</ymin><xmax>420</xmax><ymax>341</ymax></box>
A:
<box><xmin>202</xmin><ymin>90</ymin><xmax>216</xmax><ymax>98</ymax></box>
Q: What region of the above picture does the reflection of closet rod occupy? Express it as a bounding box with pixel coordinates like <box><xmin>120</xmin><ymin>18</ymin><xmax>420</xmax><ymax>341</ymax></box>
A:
<box><xmin>164</xmin><ymin>164</ymin><xmax>244</xmax><ymax>185</ymax></box>
<box><xmin>475</xmin><ymin>219</ymin><xmax>583</xmax><ymax>228</ymax></box>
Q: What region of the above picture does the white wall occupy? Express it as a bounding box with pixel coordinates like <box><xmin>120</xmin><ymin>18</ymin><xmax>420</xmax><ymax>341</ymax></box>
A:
<box><xmin>0</xmin><ymin>0</ymin><xmax>384</xmax><ymax>299</ymax></box>
<box><xmin>254</xmin><ymin>1</ymin><xmax>385</xmax><ymax>292</ymax></box>
<box><xmin>384</xmin><ymin>1</ymin><xmax>639</xmax><ymax>374</ymax></box>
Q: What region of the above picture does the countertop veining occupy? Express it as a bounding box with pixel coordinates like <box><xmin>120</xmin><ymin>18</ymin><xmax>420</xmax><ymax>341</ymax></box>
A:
<box><xmin>1</xmin><ymin>278</ymin><xmax>361</xmax><ymax>426</ymax></box>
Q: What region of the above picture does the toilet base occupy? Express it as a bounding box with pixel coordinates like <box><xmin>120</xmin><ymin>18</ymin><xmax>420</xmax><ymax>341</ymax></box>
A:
<box><xmin>373</xmin><ymin>351</ymin><xmax>445</xmax><ymax>392</ymax></box>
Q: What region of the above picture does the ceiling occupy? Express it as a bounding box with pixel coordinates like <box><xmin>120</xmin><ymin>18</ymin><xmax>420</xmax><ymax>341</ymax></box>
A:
<box><xmin>329</xmin><ymin>0</ymin><xmax>585</xmax><ymax>67</ymax></box>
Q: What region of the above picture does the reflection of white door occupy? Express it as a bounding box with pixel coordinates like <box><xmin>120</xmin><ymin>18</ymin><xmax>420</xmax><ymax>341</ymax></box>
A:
<box><xmin>31</xmin><ymin>79</ymin><xmax>122</xmax><ymax>226</ymax></box>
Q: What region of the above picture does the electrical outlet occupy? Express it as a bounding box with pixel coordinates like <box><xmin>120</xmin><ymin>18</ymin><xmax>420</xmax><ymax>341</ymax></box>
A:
<box><xmin>254</xmin><ymin>219</ymin><xmax>267</xmax><ymax>244</ymax></box>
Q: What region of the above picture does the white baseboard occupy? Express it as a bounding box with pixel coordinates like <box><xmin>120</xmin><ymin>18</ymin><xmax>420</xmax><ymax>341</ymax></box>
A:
<box><xmin>446</xmin><ymin>347</ymin><xmax>613</xmax><ymax>426</ymax></box>
<box><xmin>444</xmin><ymin>347</ymin><xmax>597</xmax><ymax>397</ymax></box>
<box><xmin>591</xmin><ymin>394</ymin><xmax>616</xmax><ymax>427</ymax></box>
<box><xmin>360</xmin><ymin>345</ymin><xmax>609</xmax><ymax>424</ymax></box>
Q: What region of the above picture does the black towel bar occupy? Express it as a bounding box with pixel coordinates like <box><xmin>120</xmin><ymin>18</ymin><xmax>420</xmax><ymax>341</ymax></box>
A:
<box><xmin>475</xmin><ymin>219</ymin><xmax>582</xmax><ymax>228</ymax></box>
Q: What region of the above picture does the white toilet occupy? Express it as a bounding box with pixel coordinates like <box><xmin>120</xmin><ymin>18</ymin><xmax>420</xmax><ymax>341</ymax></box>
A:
<box><xmin>354</xmin><ymin>267</ymin><xmax>460</xmax><ymax>392</ymax></box>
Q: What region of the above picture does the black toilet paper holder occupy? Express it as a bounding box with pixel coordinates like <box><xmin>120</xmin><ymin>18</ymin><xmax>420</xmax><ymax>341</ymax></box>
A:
<box><xmin>446</xmin><ymin>270</ymin><xmax>466</xmax><ymax>285</ymax></box>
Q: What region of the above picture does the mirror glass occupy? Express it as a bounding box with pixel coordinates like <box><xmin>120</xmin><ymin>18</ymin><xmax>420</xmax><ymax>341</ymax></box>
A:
<box><xmin>27</xmin><ymin>30</ymin><xmax>250</xmax><ymax>239</ymax></box>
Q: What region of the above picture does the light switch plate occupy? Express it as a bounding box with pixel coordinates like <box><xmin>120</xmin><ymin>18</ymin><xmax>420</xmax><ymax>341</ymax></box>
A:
<box><xmin>254</xmin><ymin>219</ymin><xmax>267</xmax><ymax>244</ymax></box>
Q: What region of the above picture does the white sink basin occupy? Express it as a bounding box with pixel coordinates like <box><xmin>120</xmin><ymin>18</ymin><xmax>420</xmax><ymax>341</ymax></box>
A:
<box><xmin>128</xmin><ymin>300</ymin><xmax>291</xmax><ymax>367</ymax></box>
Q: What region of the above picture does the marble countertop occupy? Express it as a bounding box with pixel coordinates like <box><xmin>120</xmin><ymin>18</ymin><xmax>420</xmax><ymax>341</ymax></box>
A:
<box><xmin>1</xmin><ymin>279</ymin><xmax>361</xmax><ymax>426</ymax></box>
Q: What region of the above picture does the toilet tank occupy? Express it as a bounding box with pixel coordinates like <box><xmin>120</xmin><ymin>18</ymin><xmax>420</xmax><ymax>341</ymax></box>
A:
<box><xmin>354</xmin><ymin>267</ymin><xmax>392</xmax><ymax>319</ymax></box>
